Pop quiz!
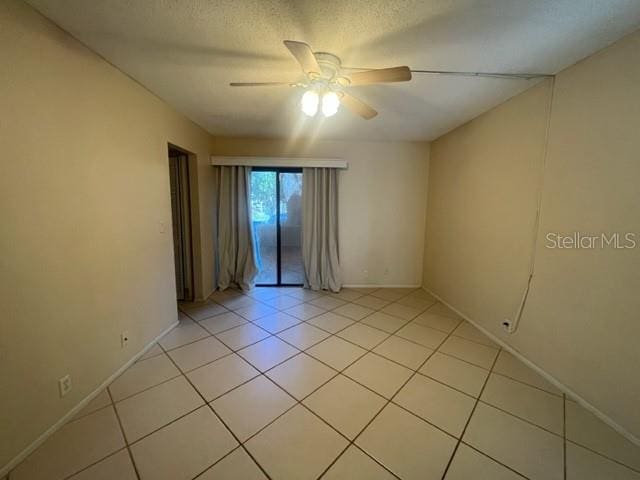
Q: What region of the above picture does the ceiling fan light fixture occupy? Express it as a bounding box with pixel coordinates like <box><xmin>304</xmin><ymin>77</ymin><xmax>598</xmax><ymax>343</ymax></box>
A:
<box><xmin>233</xmin><ymin>40</ymin><xmax>404</xmax><ymax>120</ymax></box>
<box><xmin>321</xmin><ymin>91</ymin><xmax>340</xmax><ymax>117</ymax></box>
<box><xmin>301</xmin><ymin>90</ymin><xmax>319</xmax><ymax>116</ymax></box>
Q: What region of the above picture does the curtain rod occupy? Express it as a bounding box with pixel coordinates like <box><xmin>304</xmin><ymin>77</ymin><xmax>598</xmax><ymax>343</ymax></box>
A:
<box><xmin>210</xmin><ymin>156</ymin><xmax>348</xmax><ymax>169</ymax></box>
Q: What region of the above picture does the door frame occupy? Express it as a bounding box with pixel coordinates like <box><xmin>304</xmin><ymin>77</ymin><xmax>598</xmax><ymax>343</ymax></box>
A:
<box><xmin>252</xmin><ymin>167</ymin><xmax>303</xmax><ymax>287</ymax></box>
<box><xmin>168</xmin><ymin>145</ymin><xmax>195</xmax><ymax>301</ymax></box>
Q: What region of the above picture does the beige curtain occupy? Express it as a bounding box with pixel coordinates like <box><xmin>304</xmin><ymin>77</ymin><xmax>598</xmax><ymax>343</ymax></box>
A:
<box><xmin>168</xmin><ymin>153</ymin><xmax>193</xmax><ymax>300</ymax></box>
<box><xmin>215</xmin><ymin>166</ymin><xmax>258</xmax><ymax>290</ymax></box>
<box><xmin>302</xmin><ymin>167</ymin><xmax>342</xmax><ymax>292</ymax></box>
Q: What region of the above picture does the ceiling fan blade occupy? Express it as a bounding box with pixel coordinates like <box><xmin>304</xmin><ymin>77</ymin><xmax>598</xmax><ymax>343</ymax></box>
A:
<box><xmin>340</xmin><ymin>92</ymin><xmax>378</xmax><ymax>119</ymax></box>
<box><xmin>283</xmin><ymin>40</ymin><xmax>321</xmax><ymax>76</ymax></box>
<box><xmin>409</xmin><ymin>69</ymin><xmax>551</xmax><ymax>80</ymax></box>
<box><xmin>229</xmin><ymin>82</ymin><xmax>293</xmax><ymax>87</ymax></box>
<box><xmin>349</xmin><ymin>66</ymin><xmax>411</xmax><ymax>85</ymax></box>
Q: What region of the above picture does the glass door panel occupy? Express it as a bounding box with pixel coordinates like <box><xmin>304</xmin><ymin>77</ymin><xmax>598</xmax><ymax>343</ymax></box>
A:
<box><xmin>250</xmin><ymin>171</ymin><xmax>277</xmax><ymax>284</ymax></box>
<box><xmin>279</xmin><ymin>172</ymin><xmax>304</xmax><ymax>284</ymax></box>
<box><xmin>251</xmin><ymin>168</ymin><xmax>303</xmax><ymax>286</ymax></box>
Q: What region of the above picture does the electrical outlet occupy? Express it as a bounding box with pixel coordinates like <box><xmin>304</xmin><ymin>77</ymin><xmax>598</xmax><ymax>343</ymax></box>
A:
<box><xmin>120</xmin><ymin>331</ymin><xmax>130</xmax><ymax>348</ymax></box>
<box><xmin>159</xmin><ymin>221</ymin><xmax>166</xmax><ymax>234</ymax></box>
<box><xmin>58</xmin><ymin>374</ymin><xmax>72</xmax><ymax>397</ymax></box>
<box><xmin>383</xmin><ymin>267</ymin><xmax>390</xmax><ymax>277</ymax></box>
<box><xmin>502</xmin><ymin>319</ymin><xmax>514</xmax><ymax>333</ymax></box>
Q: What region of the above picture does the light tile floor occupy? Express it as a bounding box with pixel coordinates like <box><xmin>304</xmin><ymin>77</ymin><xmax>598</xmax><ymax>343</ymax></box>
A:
<box><xmin>8</xmin><ymin>287</ymin><xmax>640</xmax><ymax>480</ymax></box>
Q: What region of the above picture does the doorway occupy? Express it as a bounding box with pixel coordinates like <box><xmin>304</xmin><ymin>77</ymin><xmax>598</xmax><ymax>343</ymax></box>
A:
<box><xmin>168</xmin><ymin>146</ymin><xmax>194</xmax><ymax>301</ymax></box>
<box><xmin>250</xmin><ymin>168</ymin><xmax>304</xmax><ymax>286</ymax></box>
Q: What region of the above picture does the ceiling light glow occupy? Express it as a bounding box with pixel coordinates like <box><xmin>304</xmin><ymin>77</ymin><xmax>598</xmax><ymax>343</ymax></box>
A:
<box><xmin>321</xmin><ymin>91</ymin><xmax>340</xmax><ymax>117</ymax></box>
<box><xmin>301</xmin><ymin>90</ymin><xmax>319</xmax><ymax>116</ymax></box>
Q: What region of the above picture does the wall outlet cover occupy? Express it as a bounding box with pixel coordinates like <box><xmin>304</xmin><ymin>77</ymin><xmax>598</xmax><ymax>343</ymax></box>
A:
<box><xmin>58</xmin><ymin>374</ymin><xmax>72</xmax><ymax>397</ymax></box>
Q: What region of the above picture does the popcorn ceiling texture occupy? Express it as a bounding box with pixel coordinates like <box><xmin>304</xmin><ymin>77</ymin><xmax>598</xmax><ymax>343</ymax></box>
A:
<box><xmin>26</xmin><ymin>0</ymin><xmax>640</xmax><ymax>141</ymax></box>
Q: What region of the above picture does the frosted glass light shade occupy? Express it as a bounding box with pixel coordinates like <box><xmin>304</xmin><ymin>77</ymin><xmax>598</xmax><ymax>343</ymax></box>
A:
<box><xmin>322</xmin><ymin>91</ymin><xmax>340</xmax><ymax>117</ymax></box>
<box><xmin>301</xmin><ymin>90</ymin><xmax>319</xmax><ymax>116</ymax></box>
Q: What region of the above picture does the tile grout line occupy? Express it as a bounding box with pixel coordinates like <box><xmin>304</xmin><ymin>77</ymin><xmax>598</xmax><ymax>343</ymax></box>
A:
<box><xmin>183</xmin><ymin>288</ymin><xmax>428</xmax><ymax>479</ymax></box>
<box><xmin>154</xmin><ymin>308</ymin><xmax>362</xmax><ymax>422</ymax></box>
<box><xmin>123</xmin><ymin>403</ymin><xmax>208</xmax><ymax>450</ymax></box>
<box><xmin>244</xmin><ymin>374</ymin><xmax>402</xmax><ymax>480</ymax></box>
<box><xmin>156</xmin><ymin>342</ymin><xmax>275</xmax><ymax>480</ymax></box>
<box><xmin>194</xmin><ymin>304</ymin><xmax>509</xmax><ymax>478</ymax></box>
<box><xmin>186</xmin><ymin>301</ymin><xmax>403</xmax><ymax>473</ymax></box>
<box><xmin>126</xmin><ymin>303</ymin><xmax>631</xmax><ymax>480</ymax></box>
<box><xmin>455</xmin><ymin>442</ymin><xmax>531</xmax><ymax>479</ymax></box>
<box><xmin>559</xmin><ymin>400</ymin><xmax>640</xmax><ymax>478</ymax></box>
<box><xmin>105</xmin><ymin>388</ymin><xmax>142</xmax><ymax>480</ymax></box>
<box><xmin>240</xmin><ymin>295</ymin><xmax>426</xmax><ymax>479</ymax></box>
<box><xmin>487</xmin><ymin>370</ymin><xmax>564</xmax><ymax>398</ymax></box>
<box><xmin>472</xmin><ymin>399</ymin><xmax>564</xmax><ymax>439</ymax></box>
<box><xmin>190</xmin><ymin>445</ymin><xmax>245</xmax><ymax>480</ymax></box>
<box><xmin>181</xmin><ymin>288</ymin><xmax>440</xmax><ymax>364</ymax></box>
<box><xmin>108</xmin><ymin>355</ymin><xmax>433</xmax><ymax>479</ymax></box>
<box><xmin>109</xmin><ymin>372</ymin><xmax>185</xmax><ymax>405</ymax></box>
<box><xmin>275</xmin><ymin>303</ymin><xmax>575</xmax><ymax>448</ymax></box>
<box><xmin>563</xmin><ymin>439</ymin><xmax>640</xmax><ymax>474</ymax></box>
<box><xmin>64</xmin><ymin>404</ymin><xmax>114</xmax><ymax>425</ymax></box>
<box><xmin>63</xmin><ymin>290</ymin><xmax>541</xmax><ymax>478</ymax></box>
<box><xmin>192</xmin><ymin>287</ymin><xmax>421</xmax><ymax>324</ymax></box>
<box><xmin>197</xmin><ymin>288</ymin><xmax>518</xmax><ymax>478</ymax></box>
<box><xmin>157</xmin><ymin>291</ymin><xmax>640</xmax><ymax>478</ymax></box>
<box><xmin>439</xmin><ymin>346</ymin><xmax>503</xmax><ymax>479</ymax></box>
<box><xmin>140</xmin><ymin>302</ymin><xmax>504</xmax><ymax>427</ymax></box>
<box><xmin>59</xmin><ymin>448</ymin><xmax>131</xmax><ymax>480</ymax></box>
<box><xmin>210</xmin><ymin>296</ymin><xmax>413</xmax><ymax>400</ymax></box>
<box><xmin>15</xmin><ymin>288</ymin><xmax>635</xmax><ymax>478</ymax></box>
<box><xmin>316</xmin><ymin>303</ymin><xmax>465</xmax><ymax>479</ymax></box>
<box><xmin>173</xmin><ymin>291</ymin><xmax>582</xmax><ymax>477</ymax></box>
<box><xmin>163</xmin><ymin>306</ymin><xmax>319</xmax><ymax>380</ymax></box>
<box><xmin>54</xmin><ymin>396</ymin><xmax>146</xmax><ymax>480</ymax></box>
<box><xmin>210</xmin><ymin>293</ymin><xmax>419</xmax><ymax>371</ymax></box>
<box><xmin>153</xmin><ymin>289</ymin><xmax>564</xmax><ymax>479</ymax></box>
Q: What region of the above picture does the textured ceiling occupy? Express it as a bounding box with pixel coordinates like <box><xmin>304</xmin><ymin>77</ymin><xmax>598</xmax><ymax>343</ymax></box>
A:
<box><xmin>26</xmin><ymin>0</ymin><xmax>640</xmax><ymax>141</ymax></box>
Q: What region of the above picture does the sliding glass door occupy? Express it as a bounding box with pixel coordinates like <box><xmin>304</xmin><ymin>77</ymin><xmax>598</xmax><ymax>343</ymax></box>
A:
<box><xmin>250</xmin><ymin>170</ymin><xmax>278</xmax><ymax>284</ymax></box>
<box><xmin>250</xmin><ymin>168</ymin><xmax>304</xmax><ymax>286</ymax></box>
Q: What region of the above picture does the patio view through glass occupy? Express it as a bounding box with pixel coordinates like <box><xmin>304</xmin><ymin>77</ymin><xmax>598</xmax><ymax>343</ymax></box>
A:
<box><xmin>250</xmin><ymin>169</ymin><xmax>304</xmax><ymax>285</ymax></box>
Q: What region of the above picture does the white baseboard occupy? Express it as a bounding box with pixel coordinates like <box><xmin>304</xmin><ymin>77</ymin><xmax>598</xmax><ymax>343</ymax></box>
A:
<box><xmin>343</xmin><ymin>284</ymin><xmax>422</xmax><ymax>288</ymax></box>
<box><xmin>422</xmin><ymin>286</ymin><xmax>640</xmax><ymax>448</ymax></box>
<box><xmin>0</xmin><ymin>320</ymin><xmax>179</xmax><ymax>477</ymax></box>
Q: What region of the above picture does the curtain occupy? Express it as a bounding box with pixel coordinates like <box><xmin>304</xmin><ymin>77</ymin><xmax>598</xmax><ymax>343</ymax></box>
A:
<box><xmin>302</xmin><ymin>167</ymin><xmax>342</xmax><ymax>292</ymax></box>
<box><xmin>215</xmin><ymin>166</ymin><xmax>258</xmax><ymax>290</ymax></box>
<box><xmin>169</xmin><ymin>153</ymin><xmax>193</xmax><ymax>301</ymax></box>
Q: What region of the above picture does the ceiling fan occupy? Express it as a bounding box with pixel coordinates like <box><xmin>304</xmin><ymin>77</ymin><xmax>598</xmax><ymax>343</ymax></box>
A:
<box><xmin>230</xmin><ymin>40</ymin><xmax>552</xmax><ymax>120</ymax></box>
<box><xmin>230</xmin><ymin>40</ymin><xmax>412</xmax><ymax>120</ymax></box>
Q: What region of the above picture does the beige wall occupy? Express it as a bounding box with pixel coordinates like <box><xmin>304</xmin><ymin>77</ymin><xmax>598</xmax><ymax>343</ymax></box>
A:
<box><xmin>424</xmin><ymin>30</ymin><xmax>640</xmax><ymax>438</ymax></box>
<box><xmin>423</xmin><ymin>80</ymin><xmax>552</xmax><ymax>321</ymax></box>
<box><xmin>0</xmin><ymin>0</ymin><xmax>215</xmax><ymax>469</ymax></box>
<box><xmin>0</xmin><ymin>2</ymin><xmax>429</xmax><ymax>467</ymax></box>
<box><xmin>211</xmin><ymin>137</ymin><xmax>430</xmax><ymax>287</ymax></box>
